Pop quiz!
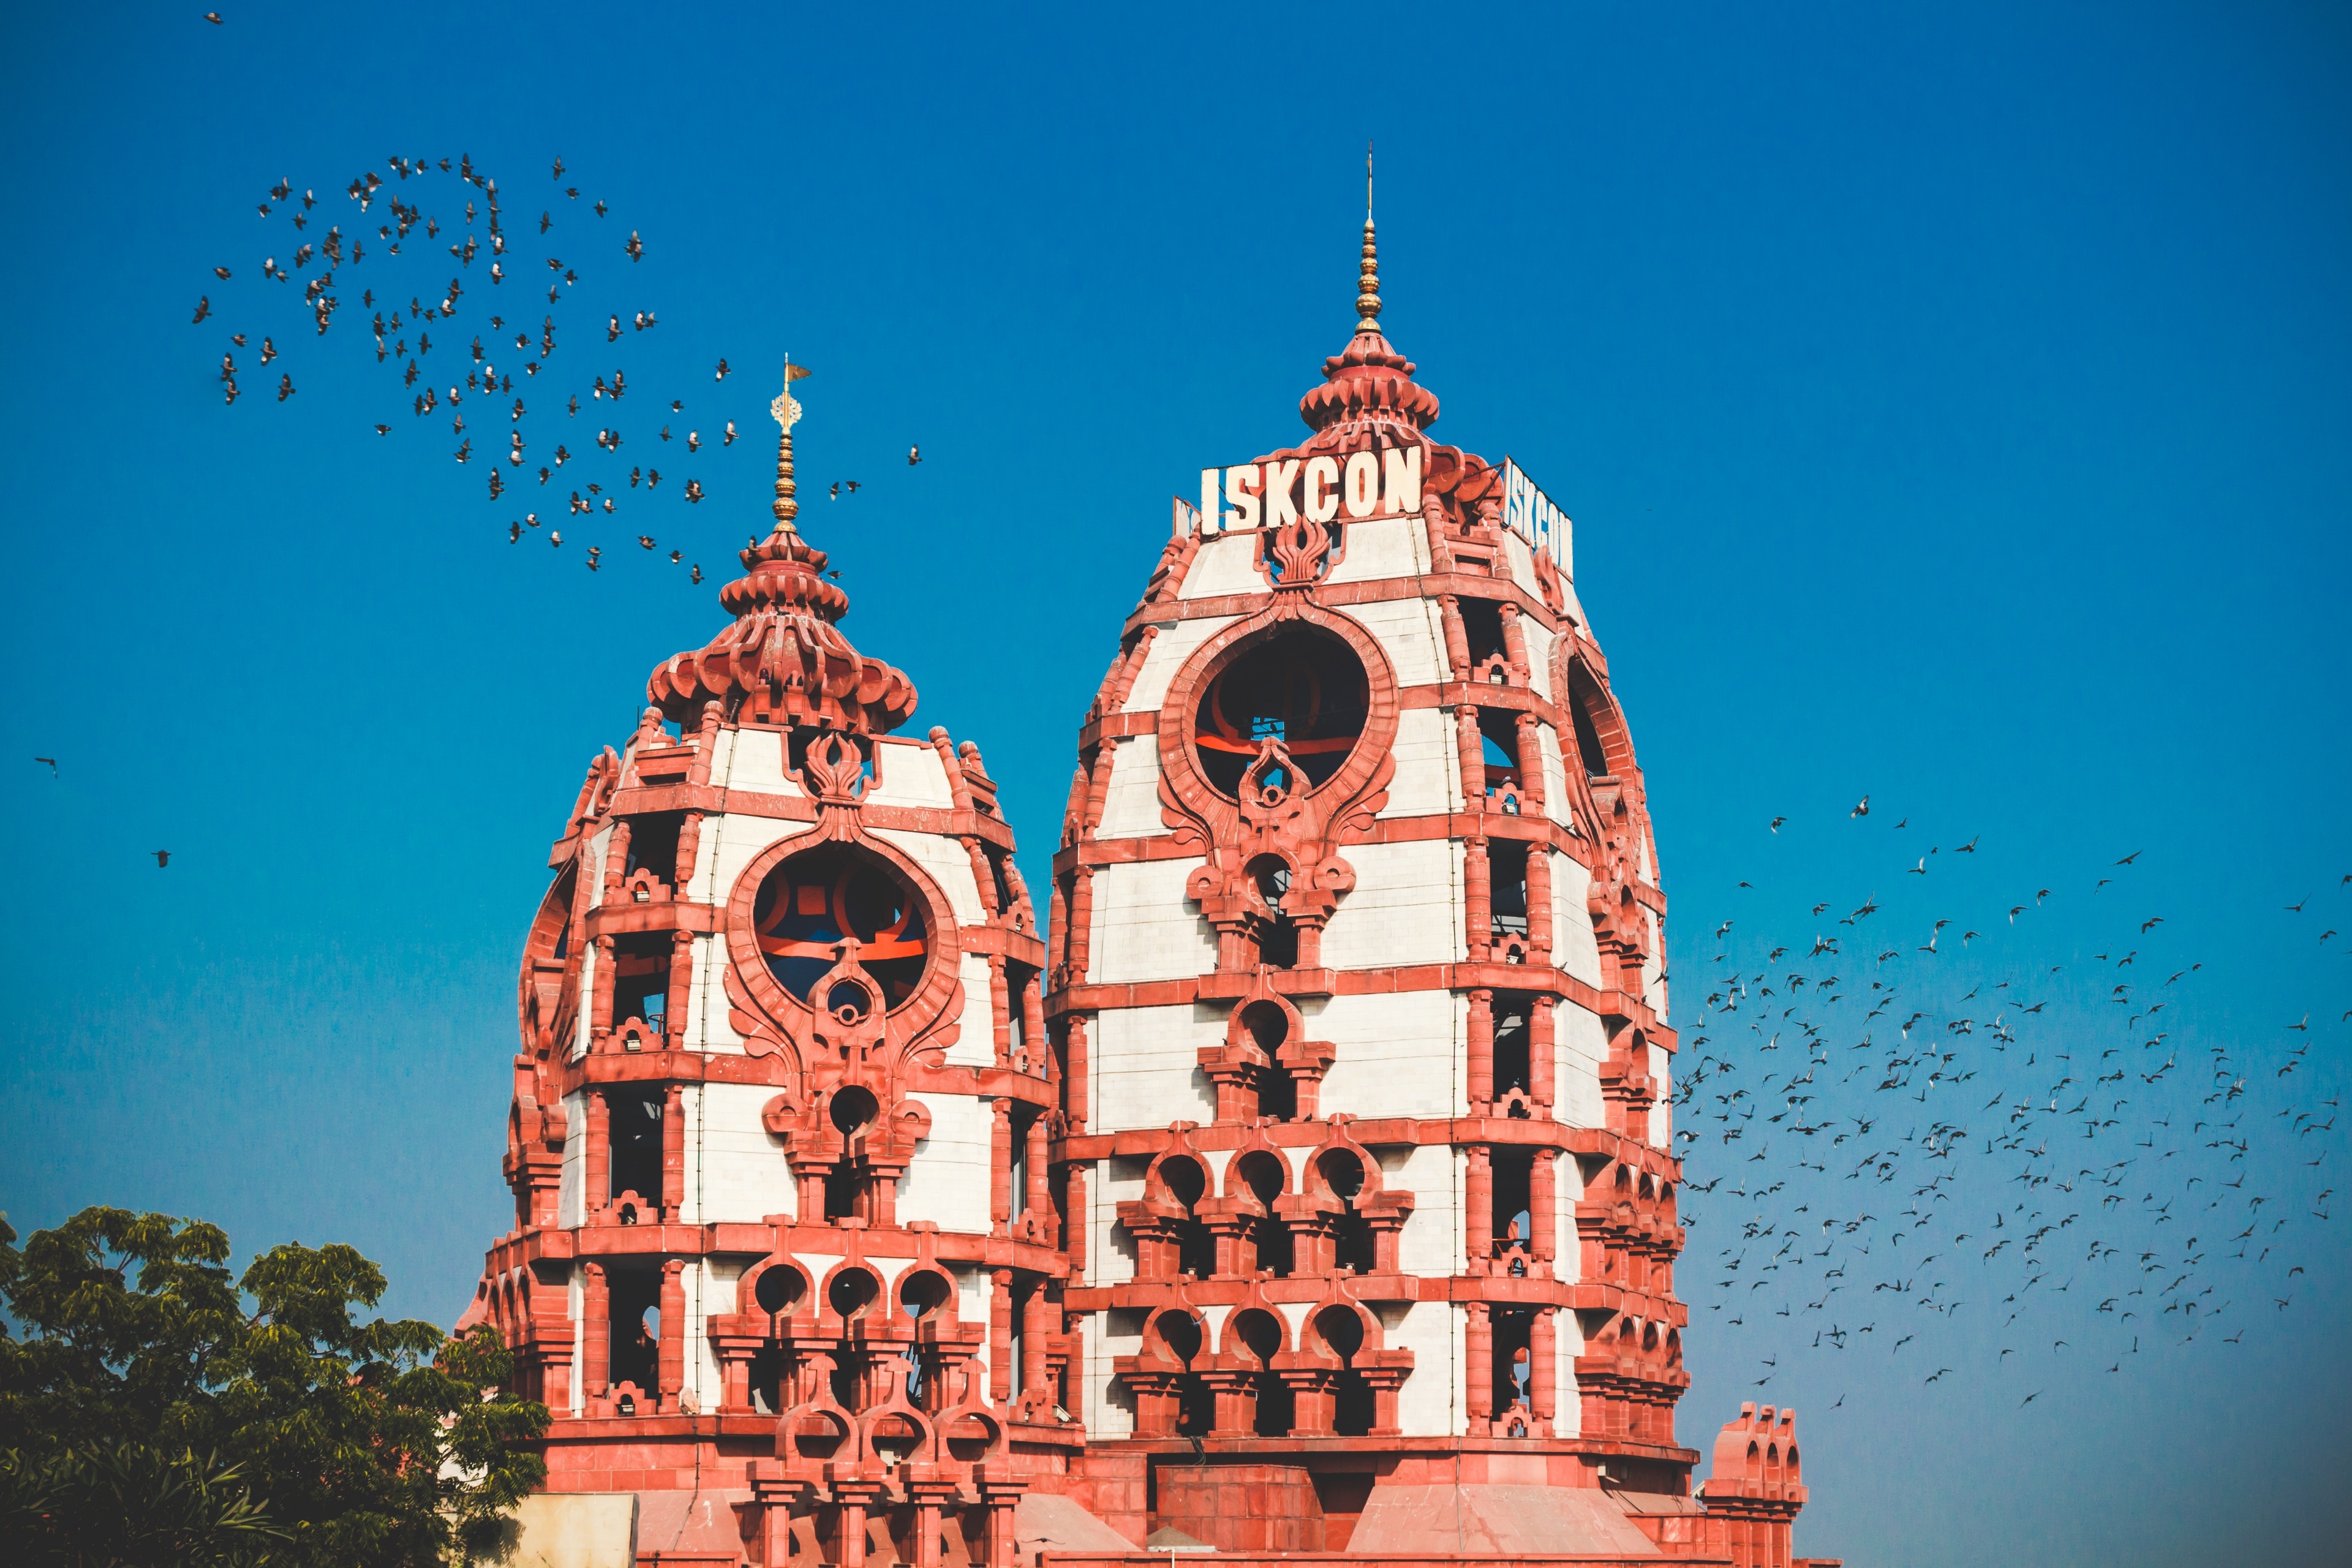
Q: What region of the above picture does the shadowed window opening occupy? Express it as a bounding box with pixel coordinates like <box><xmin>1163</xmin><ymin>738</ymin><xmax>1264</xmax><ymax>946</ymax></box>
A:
<box><xmin>1194</xmin><ymin>627</ymin><xmax>1368</xmax><ymax>797</ymax></box>
<box><xmin>752</xmin><ymin>845</ymin><xmax>930</xmax><ymax>1009</ymax></box>
<box><xmin>622</xmin><ymin>812</ymin><xmax>684</xmax><ymax>886</ymax></box>
<box><xmin>1319</xmin><ymin>1307</ymin><xmax>1376</xmax><ymax>1437</ymax></box>
<box><xmin>608</xmin><ymin>1087</ymin><xmax>663</xmax><ymax>1204</ymax></box>
<box><xmin>1236</xmin><ymin>1151</ymin><xmax>1294</xmax><ymax>1276</ymax></box>
<box><xmin>1572</xmin><ymin>697</ymin><xmax>1610</xmax><ymax>778</ymax></box>
<box><xmin>608</xmin><ymin>1269</ymin><xmax>658</xmax><ymax>1393</ymax></box>
<box><xmin>1160</xmin><ymin>1159</ymin><xmax>1216</xmax><ymax>1280</ymax></box>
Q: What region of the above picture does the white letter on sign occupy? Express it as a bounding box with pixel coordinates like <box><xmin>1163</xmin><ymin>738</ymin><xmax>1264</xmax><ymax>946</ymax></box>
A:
<box><xmin>1302</xmin><ymin>455</ymin><xmax>1341</xmax><ymax>523</ymax></box>
<box><xmin>1343</xmin><ymin>451</ymin><xmax>1379</xmax><ymax>519</ymax></box>
<box><xmin>1201</xmin><ymin>469</ymin><xmax>1222</xmax><ymax>534</ymax></box>
<box><xmin>1382</xmin><ymin>445</ymin><xmax>1423</xmax><ymax>514</ymax></box>
<box><xmin>1263</xmin><ymin>459</ymin><xmax>1302</xmax><ymax>527</ymax></box>
<box><xmin>1225</xmin><ymin>465</ymin><xmax>1262</xmax><ymax>530</ymax></box>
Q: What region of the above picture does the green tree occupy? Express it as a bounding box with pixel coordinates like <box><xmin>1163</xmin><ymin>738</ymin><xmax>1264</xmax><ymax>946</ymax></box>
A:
<box><xmin>0</xmin><ymin>1208</ymin><xmax>548</xmax><ymax>1567</ymax></box>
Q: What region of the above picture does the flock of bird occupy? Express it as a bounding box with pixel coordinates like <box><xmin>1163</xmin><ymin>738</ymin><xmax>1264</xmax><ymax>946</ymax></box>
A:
<box><xmin>191</xmin><ymin>141</ymin><xmax>920</xmax><ymax>584</ymax></box>
<box><xmin>1672</xmin><ymin>807</ymin><xmax>2343</xmax><ymax>1408</ymax></box>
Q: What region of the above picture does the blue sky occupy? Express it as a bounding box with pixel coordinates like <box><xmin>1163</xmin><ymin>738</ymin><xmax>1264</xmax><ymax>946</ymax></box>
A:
<box><xmin>1</xmin><ymin>4</ymin><xmax>2346</xmax><ymax>1563</ymax></box>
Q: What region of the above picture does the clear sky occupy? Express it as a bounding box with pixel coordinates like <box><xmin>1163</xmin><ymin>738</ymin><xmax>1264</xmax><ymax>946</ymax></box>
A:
<box><xmin>2</xmin><ymin>4</ymin><xmax>2346</xmax><ymax>1564</ymax></box>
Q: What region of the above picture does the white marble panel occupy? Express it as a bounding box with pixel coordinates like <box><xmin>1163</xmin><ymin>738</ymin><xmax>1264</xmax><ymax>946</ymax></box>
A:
<box><xmin>1088</xmin><ymin>859</ymin><xmax>1216</xmax><ymax>984</ymax></box>
<box><xmin>872</xmin><ymin>828</ymin><xmax>987</xmax><ymax>926</ymax></box>
<box><xmin>1387</xmin><ymin>1300</ymin><xmax>1464</xmax><ymax>1438</ymax></box>
<box><xmin>1091</xmin><ymin>1005</ymin><xmax>1216</xmax><ymax>1132</ymax></box>
<box><xmin>688</xmin><ymin>1082</ymin><xmax>790</xmax><ymax>1224</ymax></box>
<box><xmin>1319</xmin><ymin>840</ymin><xmax>1464</xmax><ymax>970</ymax></box>
<box><xmin>1123</xmin><ymin>615</ymin><xmax>1236</xmax><ymax>714</ymax></box>
<box><xmin>1178</xmin><ymin>533</ymin><xmax>1265</xmax><ymax>600</ymax></box>
<box><xmin>867</xmin><ymin>737</ymin><xmax>956</xmax><ymax>810</ymax></box>
<box><xmin>1555</xmin><ymin>1003</ymin><xmax>1611</xmax><ymax>1131</ymax></box>
<box><xmin>1551</xmin><ymin>851</ymin><xmax>1604</xmax><ymax>989</ymax></box>
<box><xmin>1096</xmin><ymin>737</ymin><xmax>1169</xmax><ymax>840</ymax></box>
<box><xmin>1310</xmin><ymin>990</ymin><xmax>1464</xmax><ymax>1120</ymax></box>
<box><xmin>1344</xmin><ymin>597</ymin><xmax>1450</xmax><ymax>687</ymax></box>
<box><xmin>1325</xmin><ymin>514</ymin><xmax>1427</xmax><ymax>584</ymax></box>
<box><xmin>1375</xmin><ymin>707</ymin><xmax>1459</xmax><ymax>820</ymax></box>
<box><xmin>898</xmin><ymin>1092</ymin><xmax>994</xmax><ymax>1233</ymax></box>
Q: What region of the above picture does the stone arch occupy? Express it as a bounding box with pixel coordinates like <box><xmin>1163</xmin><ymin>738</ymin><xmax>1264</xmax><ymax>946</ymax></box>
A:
<box><xmin>722</xmin><ymin>828</ymin><xmax>967</xmax><ymax>1051</ymax></box>
<box><xmin>815</xmin><ymin>1259</ymin><xmax>886</xmax><ymax>1329</ymax></box>
<box><xmin>743</xmin><ymin>1256</ymin><xmax>813</xmax><ymax>1324</ymax></box>
<box><xmin>1156</xmin><ymin>601</ymin><xmax>1402</xmax><ymax>827</ymax></box>
<box><xmin>1561</xmin><ymin>654</ymin><xmax>1637</xmax><ymax>780</ymax></box>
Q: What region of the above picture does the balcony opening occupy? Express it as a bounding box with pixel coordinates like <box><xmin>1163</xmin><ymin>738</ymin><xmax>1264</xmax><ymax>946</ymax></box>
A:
<box><xmin>622</xmin><ymin>810</ymin><xmax>684</xmax><ymax>887</ymax></box>
<box><xmin>608</xmin><ymin>1268</ymin><xmax>659</xmax><ymax>1394</ymax></box>
<box><xmin>748</xmin><ymin>1346</ymin><xmax>785</xmax><ymax>1415</ymax></box>
<box><xmin>1194</xmin><ymin>626</ymin><xmax>1368</xmax><ymax>797</ymax></box>
<box><xmin>610</xmin><ymin>933</ymin><xmax>672</xmax><ymax>1035</ymax></box>
<box><xmin>1460</xmin><ymin>597</ymin><xmax>1507</xmax><ymax>671</ymax></box>
<box><xmin>1494</xmin><ymin>998</ymin><xmax>1532</xmax><ymax>1108</ymax></box>
<box><xmin>1235</xmin><ymin>1150</ymin><xmax>1292</xmax><ymax>1276</ymax></box>
<box><xmin>1235</xmin><ymin>1309</ymin><xmax>1290</xmax><ymax>1436</ymax></box>
<box><xmin>1493</xmin><ymin>1150</ymin><xmax>1534</xmax><ymax>1276</ymax></box>
<box><xmin>1156</xmin><ymin>1311</ymin><xmax>1212</xmax><ymax>1438</ymax></box>
<box><xmin>1491</xmin><ymin>842</ymin><xmax>1530</xmax><ymax>946</ymax></box>
<box><xmin>1319</xmin><ymin>1150</ymin><xmax>1377</xmax><ymax>1275</ymax></box>
<box><xmin>1159</xmin><ymin>1158</ymin><xmax>1216</xmax><ymax>1280</ymax></box>
<box><xmin>1318</xmin><ymin>1307</ymin><xmax>1375</xmax><ymax>1437</ymax></box>
<box><xmin>1572</xmin><ymin>694</ymin><xmax>1610</xmax><ymax>778</ymax></box>
<box><xmin>1492</xmin><ymin>1308</ymin><xmax>1535</xmax><ymax>1427</ymax></box>
<box><xmin>608</xmin><ymin>1086</ymin><xmax>663</xmax><ymax>1205</ymax></box>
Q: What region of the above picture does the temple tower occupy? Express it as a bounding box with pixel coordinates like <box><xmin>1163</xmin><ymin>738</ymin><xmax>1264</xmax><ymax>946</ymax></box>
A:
<box><xmin>1046</xmin><ymin>205</ymin><xmax>1713</xmax><ymax>1554</ymax></box>
<box><xmin>462</xmin><ymin>369</ymin><xmax>1080</xmax><ymax>1566</ymax></box>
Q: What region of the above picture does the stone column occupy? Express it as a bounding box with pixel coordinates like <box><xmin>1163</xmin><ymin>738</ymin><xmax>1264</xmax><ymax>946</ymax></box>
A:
<box><xmin>1020</xmin><ymin>1284</ymin><xmax>1049</xmax><ymax>1414</ymax></box>
<box><xmin>990</xmin><ymin>1269</ymin><xmax>1014</xmax><ymax>1404</ymax></box>
<box><xmin>1531</xmin><ymin>1148</ymin><xmax>1559</xmax><ymax>1278</ymax></box>
<box><xmin>658</xmin><ymin>1259</ymin><xmax>686</xmax><ymax>1412</ymax></box>
<box><xmin>1466</xmin><ymin>1145</ymin><xmax>1494</xmax><ymax>1277</ymax></box>
<box><xmin>1455</xmin><ymin>704</ymin><xmax>1487</xmax><ymax>807</ymax></box>
<box><xmin>1466</xmin><ymin>1302</ymin><xmax>1493</xmax><ymax>1435</ymax></box>
<box><xmin>665</xmin><ymin>930</ymin><xmax>696</xmax><ymax>1045</ymax></box>
<box><xmin>1467</xmin><ymin>987</ymin><xmax>1496</xmax><ymax>1111</ymax></box>
<box><xmin>988</xmin><ymin>956</ymin><xmax>1012</xmax><ymax>1066</ymax></box>
<box><xmin>1531</xmin><ymin>1308</ymin><xmax>1558</xmax><ymax>1429</ymax></box>
<box><xmin>990</xmin><ymin>1100</ymin><xmax>1012</xmax><ymax>1237</ymax></box>
<box><xmin>1024</xmin><ymin>1115</ymin><xmax>1052</xmax><ymax>1242</ymax></box>
<box><xmin>1526</xmin><ymin>843</ymin><xmax>1554</xmax><ymax>965</ymax></box>
<box><xmin>582</xmin><ymin>1262</ymin><xmax>610</xmax><ymax>1401</ymax></box>
<box><xmin>1530</xmin><ymin>995</ymin><xmax>1556</xmax><ymax>1110</ymax></box>
<box><xmin>1513</xmin><ymin>709</ymin><xmax>1547</xmax><ymax>815</ymax></box>
<box><xmin>661</xmin><ymin>1084</ymin><xmax>685</xmax><ymax>1219</ymax></box>
<box><xmin>1066</xmin><ymin>868</ymin><xmax>1096</xmax><ymax>983</ymax></box>
<box><xmin>584</xmin><ymin>1091</ymin><xmax>611</xmax><ymax>1221</ymax></box>
<box><xmin>1464</xmin><ymin>837</ymin><xmax>1493</xmax><ymax>960</ymax></box>
<box><xmin>1437</xmin><ymin>592</ymin><xmax>1472</xmax><ymax>680</ymax></box>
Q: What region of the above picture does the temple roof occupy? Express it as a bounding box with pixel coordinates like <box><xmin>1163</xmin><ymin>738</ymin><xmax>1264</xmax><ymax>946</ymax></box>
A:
<box><xmin>645</xmin><ymin>374</ymin><xmax>918</xmax><ymax>733</ymax></box>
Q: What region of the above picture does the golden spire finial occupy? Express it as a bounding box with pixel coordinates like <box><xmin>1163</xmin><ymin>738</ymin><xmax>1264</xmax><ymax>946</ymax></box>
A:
<box><xmin>1356</xmin><ymin>141</ymin><xmax>1381</xmax><ymax>331</ymax></box>
<box><xmin>767</xmin><ymin>355</ymin><xmax>812</xmax><ymax>538</ymax></box>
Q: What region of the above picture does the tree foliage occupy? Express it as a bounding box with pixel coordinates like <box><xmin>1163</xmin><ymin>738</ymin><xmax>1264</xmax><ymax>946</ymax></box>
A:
<box><xmin>0</xmin><ymin>1208</ymin><xmax>548</xmax><ymax>1567</ymax></box>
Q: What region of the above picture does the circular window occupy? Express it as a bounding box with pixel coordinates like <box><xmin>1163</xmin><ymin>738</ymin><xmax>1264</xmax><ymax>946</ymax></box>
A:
<box><xmin>1193</xmin><ymin>627</ymin><xmax>1368</xmax><ymax>798</ymax></box>
<box><xmin>750</xmin><ymin>845</ymin><xmax>932</xmax><ymax>1010</ymax></box>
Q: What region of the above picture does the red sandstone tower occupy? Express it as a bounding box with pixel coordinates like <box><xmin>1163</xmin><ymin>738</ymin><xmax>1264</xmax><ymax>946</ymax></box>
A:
<box><xmin>1041</xmin><ymin>203</ymin><xmax>1825</xmax><ymax>1566</ymax></box>
<box><xmin>461</xmin><ymin>209</ymin><xmax>1828</xmax><ymax>1568</ymax></box>
<box><xmin>462</xmin><ymin>371</ymin><xmax>1090</xmax><ymax>1565</ymax></box>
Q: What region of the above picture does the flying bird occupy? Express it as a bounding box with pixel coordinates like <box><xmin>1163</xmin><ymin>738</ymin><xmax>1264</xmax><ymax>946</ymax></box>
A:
<box><xmin>153</xmin><ymin>850</ymin><xmax>171</xmax><ymax>867</ymax></box>
<box><xmin>34</xmin><ymin>757</ymin><xmax>57</xmax><ymax>776</ymax></box>
<box><xmin>1852</xmin><ymin>796</ymin><xmax>1869</xmax><ymax>818</ymax></box>
<box><xmin>1770</xmin><ymin>816</ymin><xmax>1787</xmax><ymax>833</ymax></box>
<box><xmin>908</xmin><ymin>443</ymin><xmax>922</xmax><ymax>466</ymax></box>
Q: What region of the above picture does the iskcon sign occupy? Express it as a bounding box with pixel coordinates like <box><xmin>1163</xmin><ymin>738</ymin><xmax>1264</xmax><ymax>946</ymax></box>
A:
<box><xmin>1188</xmin><ymin>449</ymin><xmax>1574</xmax><ymax>578</ymax></box>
